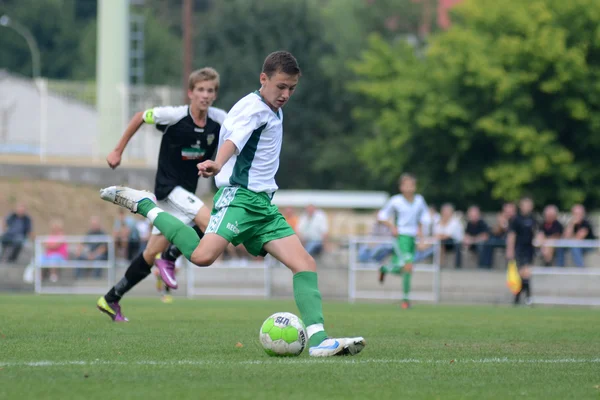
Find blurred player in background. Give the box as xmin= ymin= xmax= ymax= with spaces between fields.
xmin=506 ymin=196 xmax=537 ymax=305
xmin=377 ymin=173 xmax=429 ymax=309
xmin=97 ymin=68 xmax=226 ymax=321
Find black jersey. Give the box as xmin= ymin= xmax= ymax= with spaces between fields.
xmin=143 ymin=106 xmax=227 ymax=200
xmin=509 ymin=212 xmax=537 ymax=249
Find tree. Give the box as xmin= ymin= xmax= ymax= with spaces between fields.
xmin=193 ymin=0 xmax=346 ymax=189
xmin=0 ymin=0 xmax=94 ymax=79
xmin=72 ymin=4 xmax=182 ymax=85
xmin=307 ymin=0 xmax=430 ymax=190
xmin=0 ymin=0 xmax=183 ymax=85
xmin=351 ymin=0 xmax=600 ymax=209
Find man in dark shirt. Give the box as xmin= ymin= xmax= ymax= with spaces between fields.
xmin=506 ymin=196 xmax=537 ymax=305
xmin=536 ymin=205 xmax=564 ymax=267
xmin=564 ymin=204 xmax=596 ymax=267
xmin=0 ymin=203 xmax=32 ymax=263
xmin=463 ymin=206 xmax=492 ymax=268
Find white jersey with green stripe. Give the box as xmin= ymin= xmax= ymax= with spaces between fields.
xmin=377 ymin=194 xmax=429 ymax=237
xmin=215 ymin=91 xmax=283 ymax=194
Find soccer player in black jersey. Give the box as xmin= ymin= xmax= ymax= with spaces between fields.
xmin=506 ymin=196 xmax=537 ymax=305
xmin=97 ymin=68 xmax=226 ymax=321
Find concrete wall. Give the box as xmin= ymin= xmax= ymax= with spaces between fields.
xmin=2 ymin=261 xmax=599 ymax=306
xmin=0 ymin=163 xmax=212 ymax=196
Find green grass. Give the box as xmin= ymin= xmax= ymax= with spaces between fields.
xmin=1 ymin=295 xmax=599 ymax=400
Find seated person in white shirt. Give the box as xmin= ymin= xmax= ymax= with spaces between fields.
xmin=433 ymin=203 xmax=464 ymax=268
xmin=414 ymin=203 xmax=463 ymax=266
xmin=297 ymin=205 xmax=329 ymax=257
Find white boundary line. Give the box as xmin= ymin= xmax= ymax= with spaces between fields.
xmin=0 ymin=358 xmax=599 ymax=367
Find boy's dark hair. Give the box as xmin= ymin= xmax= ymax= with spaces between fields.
xmin=262 ymin=51 xmax=301 ymax=77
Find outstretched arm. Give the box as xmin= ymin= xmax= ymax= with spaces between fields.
xmin=107 ymin=111 xmax=145 ymax=169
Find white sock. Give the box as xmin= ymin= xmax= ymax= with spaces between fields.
xmin=146 ymin=207 xmax=164 ymax=223
xmin=306 ymin=323 xmax=325 ymax=339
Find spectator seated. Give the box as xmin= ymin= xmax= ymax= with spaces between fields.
xmin=0 ymin=202 xmax=33 ymax=264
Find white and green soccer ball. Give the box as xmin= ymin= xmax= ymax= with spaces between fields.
xmin=259 ymin=312 xmax=307 ymax=357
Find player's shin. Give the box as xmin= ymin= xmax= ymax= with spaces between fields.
xmin=161 ymin=227 xmax=203 ymax=262
xmin=148 ymin=209 xmax=200 ymax=261
xmin=161 ymin=244 xmax=182 ymax=262
xmin=105 ymin=253 xmax=152 ymax=302
xmin=293 ymin=271 xmax=328 ymax=347
xmin=403 ymin=270 xmax=412 ymax=302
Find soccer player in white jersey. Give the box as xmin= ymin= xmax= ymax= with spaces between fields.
xmin=377 ymin=173 xmax=429 ymax=309
xmin=97 ymin=68 xmax=226 ymax=321
xmin=99 ymin=51 xmax=365 ymax=357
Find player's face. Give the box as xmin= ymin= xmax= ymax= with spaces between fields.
xmin=259 ymin=71 xmax=299 ymax=110
xmin=544 ymin=207 xmax=556 ymax=221
xmin=399 ymin=178 xmax=416 ymax=196
xmin=520 ymin=199 xmax=533 ymax=215
xmin=571 ymin=205 xmax=585 ymax=221
xmin=188 ymin=80 xmax=218 ymax=111
xmin=467 ymin=207 xmax=480 ymax=221
xmin=441 ymin=205 xmax=453 ymax=220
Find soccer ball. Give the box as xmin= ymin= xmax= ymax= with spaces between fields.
xmin=259 ymin=312 xmax=307 ymax=357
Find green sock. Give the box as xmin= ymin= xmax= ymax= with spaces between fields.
xmin=137 ymin=199 xmax=156 ymax=217
xmin=403 ymin=272 xmax=412 ymax=302
xmin=140 ymin=199 xmax=199 ymax=261
xmin=293 ymin=271 xmax=328 ymax=347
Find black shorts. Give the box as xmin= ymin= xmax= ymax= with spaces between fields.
xmin=515 ymin=246 xmax=534 ymax=268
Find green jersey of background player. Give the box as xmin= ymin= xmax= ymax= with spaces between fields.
xmin=377 ymin=173 xmax=429 ymax=309
xmin=100 ymin=51 xmax=365 ymax=357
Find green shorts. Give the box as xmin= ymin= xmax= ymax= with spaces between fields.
xmin=393 ymin=235 xmax=416 ymax=265
xmin=205 ymin=186 xmax=295 ymax=257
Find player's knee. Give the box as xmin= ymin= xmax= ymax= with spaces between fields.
xmin=190 ymin=248 xmax=219 ymax=267
xmin=142 ymin=248 xmax=159 ymax=265
xmin=305 ymin=254 xmax=317 ymax=272
xmin=404 ymin=263 xmax=414 ymax=273
xmin=293 ymin=252 xmax=317 ymax=273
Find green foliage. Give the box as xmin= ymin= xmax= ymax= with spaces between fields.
xmin=194 ymin=0 xmax=343 ymax=189
xmin=352 ymin=0 xmax=600 ymax=209
xmin=0 ymin=0 xmax=94 ymax=79
xmin=0 ymin=0 xmax=181 ymax=84
xmin=312 ymin=0 xmax=427 ymax=190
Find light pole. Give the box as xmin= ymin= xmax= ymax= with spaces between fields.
xmin=0 ymin=15 xmax=41 ymax=79
xmin=0 ymin=15 xmax=46 ymax=162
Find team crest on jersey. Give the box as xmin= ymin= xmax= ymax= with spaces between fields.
xmin=207 ymin=133 xmax=215 ymax=146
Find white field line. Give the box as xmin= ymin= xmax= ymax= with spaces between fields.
xmin=0 ymin=358 xmax=599 ymax=368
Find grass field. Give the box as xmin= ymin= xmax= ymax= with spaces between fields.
xmin=1 ymin=295 xmax=599 ymax=400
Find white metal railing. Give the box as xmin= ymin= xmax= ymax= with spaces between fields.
xmin=186 ymin=256 xmax=274 ymax=299
xmin=347 ymin=236 xmax=441 ymax=303
xmin=34 ymin=235 xmax=116 ymax=294
xmin=531 ymin=239 xmax=600 ymax=306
